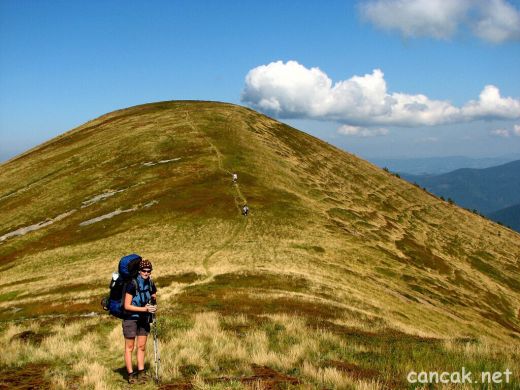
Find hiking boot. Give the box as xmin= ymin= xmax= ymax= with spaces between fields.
xmin=127 ymin=371 xmax=138 ymax=384
xmin=137 ymin=369 xmax=150 ymax=384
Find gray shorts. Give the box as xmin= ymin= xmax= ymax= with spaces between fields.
xmin=122 ymin=319 xmax=150 ymax=338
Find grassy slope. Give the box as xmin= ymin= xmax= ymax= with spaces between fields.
xmin=1 ymin=101 xmax=519 ymax=389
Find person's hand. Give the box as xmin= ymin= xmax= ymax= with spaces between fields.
xmin=146 ymin=304 xmax=157 ymax=313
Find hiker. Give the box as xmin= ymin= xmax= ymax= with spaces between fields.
xmin=123 ymin=259 xmax=157 ymax=384
xmin=232 ymin=173 xmax=238 ymax=183
xmin=242 ymin=204 xmax=249 ymax=216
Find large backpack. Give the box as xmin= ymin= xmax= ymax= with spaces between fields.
xmin=102 ymin=254 xmax=142 ymax=318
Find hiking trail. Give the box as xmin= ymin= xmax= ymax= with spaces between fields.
xmin=3 ymin=112 xmax=250 ymax=326
xmin=165 ymin=112 xmax=250 ymax=293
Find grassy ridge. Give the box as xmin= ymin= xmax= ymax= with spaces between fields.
xmin=0 ymin=101 xmax=519 ymax=388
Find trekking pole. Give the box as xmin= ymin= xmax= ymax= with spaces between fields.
xmin=150 ymin=298 xmax=160 ymax=383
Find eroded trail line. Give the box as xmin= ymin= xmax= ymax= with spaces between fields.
xmin=185 ymin=112 xmax=247 ymax=207
xmin=232 ymin=182 xmax=247 ymax=209
xmin=201 ymin=216 xmax=247 ymax=279
xmin=184 ymin=112 xmax=249 ymax=281
xmin=4 ymin=113 xmax=251 ymax=324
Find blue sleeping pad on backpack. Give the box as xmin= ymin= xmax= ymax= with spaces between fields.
xmin=119 ymin=253 xmax=142 ymax=279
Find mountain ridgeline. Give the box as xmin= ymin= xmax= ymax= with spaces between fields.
xmin=372 ymin=155 xmax=520 ymax=175
xmin=489 ymin=203 xmax=520 ymax=232
xmin=0 ymin=101 xmax=519 ymax=387
xmin=402 ymin=160 xmax=520 ymax=215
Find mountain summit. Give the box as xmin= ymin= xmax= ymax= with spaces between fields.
xmin=1 ymin=101 xmax=519 ymax=387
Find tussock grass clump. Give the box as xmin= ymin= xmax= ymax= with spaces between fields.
xmin=1 ymin=101 xmax=520 ymax=387
xmin=1 ymin=310 xmax=520 ymax=388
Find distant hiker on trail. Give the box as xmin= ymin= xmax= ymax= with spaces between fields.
xmin=242 ymin=204 xmax=249 ymax=216
xmin=232 ymin=173 xmax=238 ymax=183
xmin=123 ymin=259 xmax=157 ymax=384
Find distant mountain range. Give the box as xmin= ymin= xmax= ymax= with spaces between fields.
xmin=1 ymin=101 xmax=519 ymax=387
xmin=370 ymin=154 xmax=520 ymax=175
xmin=401 ymin=160 xmax=520 ymax=231
xmin=488 ymin=204 xmax=520 ymax=232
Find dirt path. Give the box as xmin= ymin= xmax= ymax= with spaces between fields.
xmin=183 ymin=111 xmax=249 ymax=281
xmin=3 ymin=113 xmax=250 ymax=332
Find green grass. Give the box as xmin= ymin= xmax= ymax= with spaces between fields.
xmin=1 ymin=101 xmax=520 ymax=388
xmin=3 ymin=313 xmax=519 ymax=389
xmin=0 ymin=290 xmax=20 ymax=302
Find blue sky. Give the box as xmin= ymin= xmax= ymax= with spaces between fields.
xmin=1 ymin=0 xmax=520 ymax=162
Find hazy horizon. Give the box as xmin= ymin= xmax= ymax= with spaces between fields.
xmin=1 ymin=1 xmax=519 ymax=163
xmin=2 ymin=105 xmax=520 ymax=166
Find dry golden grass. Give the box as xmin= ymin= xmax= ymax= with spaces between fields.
xmin=1 ymin=101 xmax=519 ymax=388
xmin=2 ymin=308 xmax=520 ymax=388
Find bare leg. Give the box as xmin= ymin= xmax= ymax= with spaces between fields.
xmin=137 ymin=335 xmax=148 ymax=370
xmin=125 ymin=338 xmax=135 ymax=373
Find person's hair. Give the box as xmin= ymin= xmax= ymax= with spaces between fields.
xmin=139 ymin=259 xmax=153 ymax=270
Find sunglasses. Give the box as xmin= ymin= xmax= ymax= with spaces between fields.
xmin=140 ymin=269 xmax=152 ymax=274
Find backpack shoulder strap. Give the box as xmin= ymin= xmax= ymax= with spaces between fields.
xmin=132 ymin=278 xmax=140 ymax=292
xmin=133 ymin=278 xmax=150 ymax=307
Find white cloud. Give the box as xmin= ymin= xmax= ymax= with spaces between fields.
xmin=490 ymin=129 xmax=510 ymax=137
xmin=461 ymin=85 xmax=520 ymax=120
xmin=514 ymin=124 xmax=520 ymax=136
xmin=241 ymin=60 xmax=520 ymax=127
xmin=473 ymin=0 xmax=520 ymax=43
xmin=359 ymin=0 xmax=470 ymax=39
xmin=338 ymin=125 xmax=389 ymax=137
xmin=359 ymin=0 xmax=520 ymax=43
